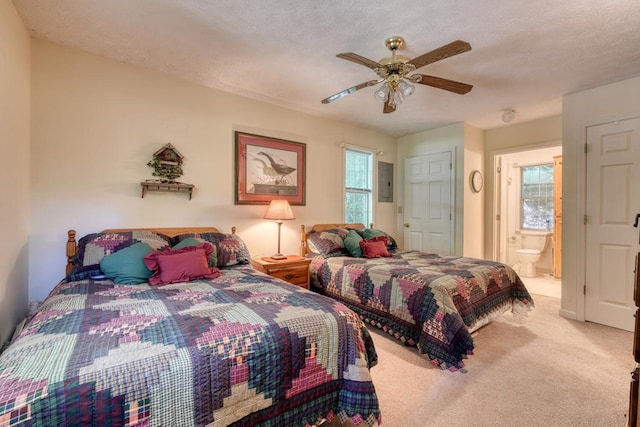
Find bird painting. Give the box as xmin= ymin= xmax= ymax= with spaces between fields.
xmin=251 ymin=157 xmax=279 ymax=182
xmin=257 ymin=151 xmax=296 ymax=185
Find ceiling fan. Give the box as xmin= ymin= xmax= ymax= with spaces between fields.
xmin=321 ymin=36 xmax=473 ymax=113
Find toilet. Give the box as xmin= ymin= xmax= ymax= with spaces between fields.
xmin=515 ymin=231 xmax=551 ymax=278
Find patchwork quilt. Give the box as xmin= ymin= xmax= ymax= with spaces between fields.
xmin=0 ymin=267 xmax=380 ymax=426
xmin=309 ymin=251 xmax=534 ymax=370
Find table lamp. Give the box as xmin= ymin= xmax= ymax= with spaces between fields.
xmin=263 ymin=199 xmax=295 ymax=260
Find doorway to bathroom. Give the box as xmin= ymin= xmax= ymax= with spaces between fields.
xmin=492 ymin=143 xmax=562 ymax=291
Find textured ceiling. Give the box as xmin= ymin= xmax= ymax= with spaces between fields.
xmin=12 ymin=0 xmax=640 ymax=137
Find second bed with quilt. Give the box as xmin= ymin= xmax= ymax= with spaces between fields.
xmin=303 ymin=223 xmax=534 ymax=370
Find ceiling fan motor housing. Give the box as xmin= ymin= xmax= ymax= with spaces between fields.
xmin=384 ymin=36 xmax=404 ymax=52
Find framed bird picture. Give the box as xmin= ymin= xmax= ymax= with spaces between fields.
xmin=234 ymin=131 xmax=306 ymax=205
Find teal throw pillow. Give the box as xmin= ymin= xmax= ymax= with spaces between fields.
xmin=344 ymin=230 xmax=363 ymax=257
xmin=100 ymin=242 xmax=153 ymax=284
xmin=363 ymin=228 xmax=385 ymax=239
xmin=173 ymin=237 xmax=217 ymax=267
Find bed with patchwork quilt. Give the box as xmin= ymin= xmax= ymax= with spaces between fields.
xmin=0 ymin=227 xmax=381 ymax=427
xmin=302 ymin=224 xmax=534 ymax=371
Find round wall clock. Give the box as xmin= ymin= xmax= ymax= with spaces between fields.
xmin=470 ymin=170 xmax=483 ymax=193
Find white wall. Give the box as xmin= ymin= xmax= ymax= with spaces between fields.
xmin=29 ymin=40 xmax=397 ymax=301
xmin=462 ymin=123 xmax=484 ymax=258
xmin=0 ymin=2 xmax=30 ymax=346
xmin=562 ymin=76 xmax=640 ymax=321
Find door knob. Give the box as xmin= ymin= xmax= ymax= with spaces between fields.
xmin=634 ymin=213 xmax=640 ymax=228
xmin=404 ymin=223 xmax=410 ymax=228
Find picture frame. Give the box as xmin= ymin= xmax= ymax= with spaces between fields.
xmin=234 ymin=131 xmax=306 ymax=205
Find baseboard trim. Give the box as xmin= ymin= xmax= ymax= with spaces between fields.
xmin=559 ymin=309 xmax=577 ymax=320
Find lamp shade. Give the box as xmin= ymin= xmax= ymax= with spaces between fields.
xmin=263 ymin=199 xmax=295 ymax=220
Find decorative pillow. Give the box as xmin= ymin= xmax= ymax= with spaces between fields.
xmin=67 ymin=231 xmax=172 ymax=281
xmin=99 ymin=242 xmax=153 ymax=284
xmin=172 ymin=232 xmax=250 ymax=268
xmin=173 ymin=237 xmax=217 ymax=267
xmin=360 ymin=236 xmax=391 ymax=258
xmin=362 ymin=228 xmax=398 ymax=251
xmin=343 ymin=229 xmax=363 ymax=257
xmin=307 ymin=229 xmax=349 ymax=257
xmin=144 ymin=243 xmax=221 ymax=285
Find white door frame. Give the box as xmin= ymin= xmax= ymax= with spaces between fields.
xmin=490 ymin=140 xmax=562 ymax=264
xmin=492 ymin=155 xmax=502 ymax=262
xmin=575 ymin=113 xmax=640 ymax=322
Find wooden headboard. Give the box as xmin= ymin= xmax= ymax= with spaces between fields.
xmin=65 ymin=226 xmax=233 ymax=275
xmin=299 ymin=223 xmax=367 ymax=257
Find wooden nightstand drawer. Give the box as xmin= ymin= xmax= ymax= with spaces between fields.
xmin=250 ymin=256 xmax=311 ymax=289
xmin=251 ymin=255 xmax=311 ymax=289
xmin=269 ymin=266 xmax=308 ymax=285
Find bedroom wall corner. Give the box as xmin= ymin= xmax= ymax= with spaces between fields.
xmin=0 ymin=2 xmax=31 ymax=347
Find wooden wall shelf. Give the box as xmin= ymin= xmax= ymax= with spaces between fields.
xmin=140 ymin=181 xmax=194 ymax=199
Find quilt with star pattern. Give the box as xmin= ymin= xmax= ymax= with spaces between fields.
xmin=0 ymin=267 xmax=380 ymax=426
xmin=309 ymin=251 xmax=534 ymax=370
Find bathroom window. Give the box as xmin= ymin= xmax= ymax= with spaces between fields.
xmin=520 ymin=163 xmax=554 ymax=231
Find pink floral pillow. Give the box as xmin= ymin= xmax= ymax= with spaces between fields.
xmin=144 ymin=243 xmax=221 ymax=285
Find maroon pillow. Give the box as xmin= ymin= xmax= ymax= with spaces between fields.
xmin=360 ymin=237 xmax=391 ymax=258
xmin=144 ymin=243 xmax=221 ymax=285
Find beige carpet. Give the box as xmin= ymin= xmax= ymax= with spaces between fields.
xmin=367 ymin=293 xmax=633 ymax=427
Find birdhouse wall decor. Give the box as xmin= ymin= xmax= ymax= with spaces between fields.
xmin=147 ymin=143 xmax=184 ymax=182
xmin=141 ymin=143 xmax=194 ymax=199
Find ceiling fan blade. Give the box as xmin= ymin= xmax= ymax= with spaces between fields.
xmin=336 ymin=53 xmax=381 ymax=70
xmin=383 ymin=98 xmax=396 ymax=114
xmin=414 ymin=74 xmax=473 ymax=94
xmin=408 ymin=40 xmax=471 ymax=70
xmin=321 ymin=79 xmax=380 ymax=104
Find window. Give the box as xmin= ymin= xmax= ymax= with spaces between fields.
xmin=520 ymin=163 xmax=554 ymax=231
xmin=345 ymin=148 xmax=373 ymax=225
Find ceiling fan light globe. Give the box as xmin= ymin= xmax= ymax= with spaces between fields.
xmin=374 ymin=83 xmax=390 ymax=102
xmin=398 ymin=80 xmax=415 ymax=97
xmin=391 ymin=89 xmax=403 ymax=105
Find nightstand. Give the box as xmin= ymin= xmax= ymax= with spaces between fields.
xmin=250 ymin=255 xmax=311 ymax=289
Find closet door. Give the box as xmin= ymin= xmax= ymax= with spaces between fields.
xmin=584 ymin=117 xmax=640 ymax=331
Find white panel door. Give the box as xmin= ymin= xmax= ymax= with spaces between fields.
xmin=404 ymin=151 xmax=453 ymax=255
xmin=585 ymin=117 xmax=640 ymax=331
